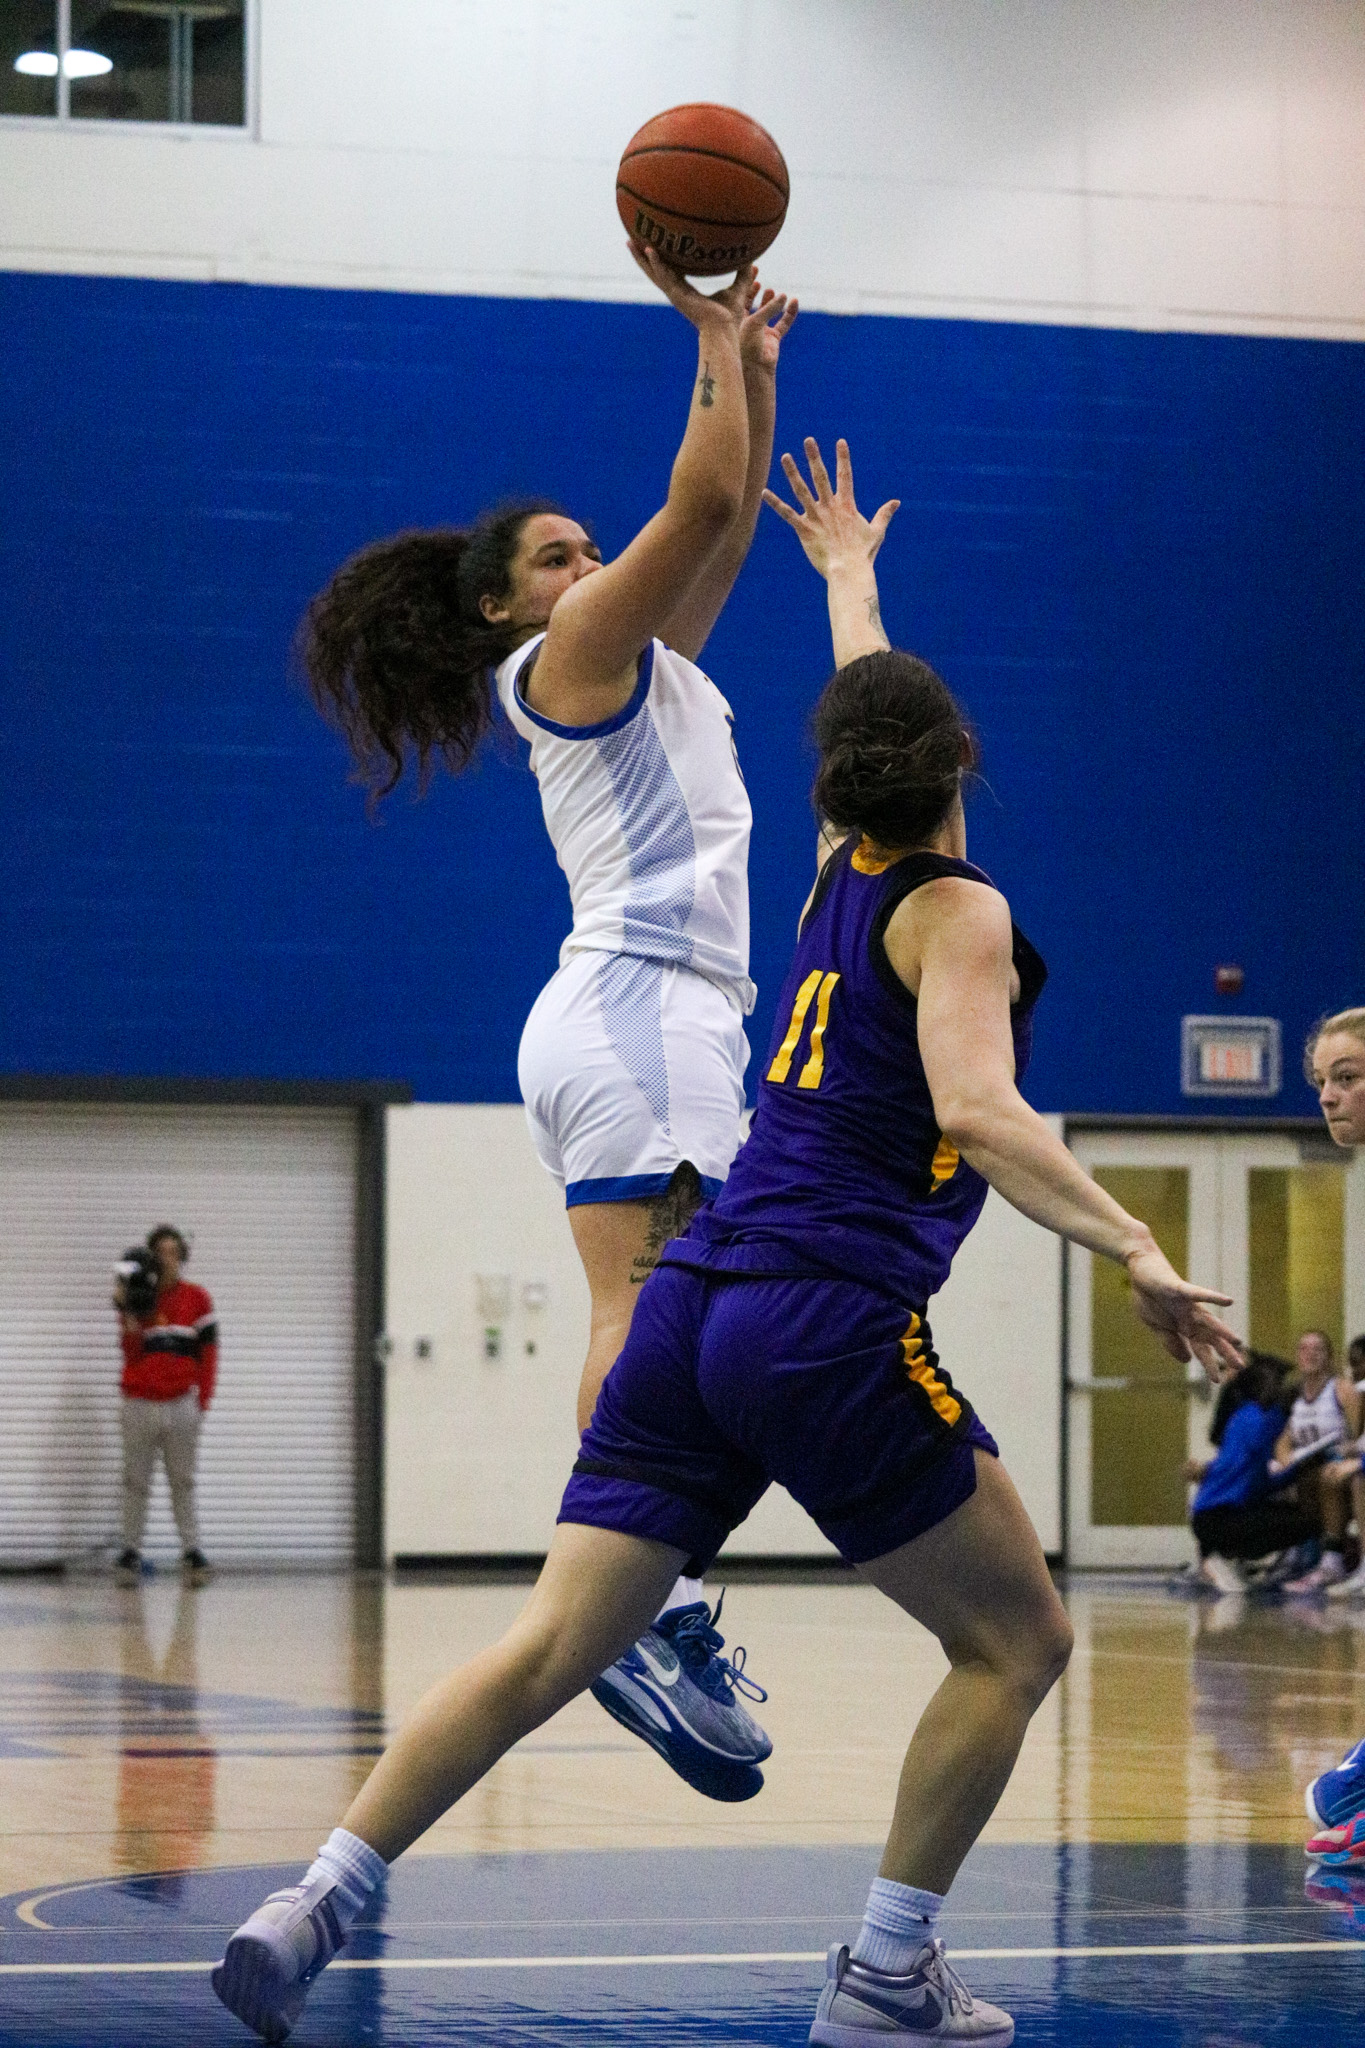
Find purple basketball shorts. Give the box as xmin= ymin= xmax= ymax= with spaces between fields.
xmin=559 ymin=1263 xmax=998 ymax=1576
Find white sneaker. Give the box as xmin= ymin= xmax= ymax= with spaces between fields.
xmin=1326 ymin=1562 xmax=1365 ymax=1602
xmin=809 ymin=1939 xmax=1014 ymax=2044
xmin=212 ymin=1873 xmax=348 ymax=2042
xmin=1285 ymin=1552 xmax=1348 ymax=1596
xmin=1199 ymin=1554 xmax=1247 ymax=1594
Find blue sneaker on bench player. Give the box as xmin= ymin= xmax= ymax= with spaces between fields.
xmin=591 ymin=1592 xmax=771 ymax=1800
xmin=1306 ymin=1735 xmax=1365 ymax=1830
xmin=1306 ymin=1810 xmax=1365 ymax=1868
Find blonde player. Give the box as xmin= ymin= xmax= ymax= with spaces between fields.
xmin=1302 ymin=1011 xmax=1365 ymax=1869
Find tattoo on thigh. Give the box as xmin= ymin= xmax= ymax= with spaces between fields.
xmin=629 ymin=1161 xmax=705 ymax=1286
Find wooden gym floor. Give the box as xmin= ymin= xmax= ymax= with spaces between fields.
xmin=1 ymin=1568 xmax=1362 ymax=2043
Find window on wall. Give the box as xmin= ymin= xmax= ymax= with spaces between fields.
xmin=1 ymin=0 xmax=247 ymax=125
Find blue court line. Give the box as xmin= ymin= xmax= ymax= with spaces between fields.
xmin=3 ymin=1938 xmax=1364 ymax=1974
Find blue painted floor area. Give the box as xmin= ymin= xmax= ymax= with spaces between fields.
xmin=0 ymin=1659 xmax=388 ymax=1760
xmin=2 ymin=1845 xmax=1362 ymax=2045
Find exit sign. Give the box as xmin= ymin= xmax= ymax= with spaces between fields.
xmin=1181 ymin=1016 xmax=1282 ymax=1098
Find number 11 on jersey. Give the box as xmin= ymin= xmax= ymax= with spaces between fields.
xmin=767 ymin=970 xmax=840 ymax=1090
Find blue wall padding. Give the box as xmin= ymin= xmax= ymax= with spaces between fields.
xmin=2 ymin=269 xmax=1361 ymax=1113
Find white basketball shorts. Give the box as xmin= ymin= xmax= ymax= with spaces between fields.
xmin=517 ymin=950 xmax=750 ymax=1208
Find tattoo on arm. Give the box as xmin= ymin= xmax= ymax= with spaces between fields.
xmin=698 ymin=363 xmax=716 ymax=409
xmin=866 ymin=596 xmax=882 ymax=627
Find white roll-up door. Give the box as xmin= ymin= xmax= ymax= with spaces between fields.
xmin=0 ymin=1104 xmax=357 ymax=1566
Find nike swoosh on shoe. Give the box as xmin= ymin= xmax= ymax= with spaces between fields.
xmin=839 ymin=1984 xmax=943 ymax=2031
xmin=635 ymin=1640 xmax=681 ymax=1688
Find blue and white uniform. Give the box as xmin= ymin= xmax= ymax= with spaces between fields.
xmin=1285 ymin=1378 xmax=1350 ymax=1460
xmin=496 ymin=633 xmax=753 ymax=1208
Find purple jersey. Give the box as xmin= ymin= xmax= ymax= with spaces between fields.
xmin=667 ymin=837 xmax=1047 ymax=1306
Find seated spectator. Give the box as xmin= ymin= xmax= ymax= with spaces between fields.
xmin=1202 ymin=1346 xmax=1292 ymax=1449
xmin=1188 ymin=1353 xmax=1315 ymax=1593
xmin=1322 ymin=1332 xmax=1365 ymax=1602
xmin=1274 ymin=1331 xmax=1363 ymax=1595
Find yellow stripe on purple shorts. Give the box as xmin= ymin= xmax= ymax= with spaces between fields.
xmin=901 ymin=1313 xmax=962 ymax=1427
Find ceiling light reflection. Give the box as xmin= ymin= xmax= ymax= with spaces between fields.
xmin=14 ymin=49 xmax=115 ymax=78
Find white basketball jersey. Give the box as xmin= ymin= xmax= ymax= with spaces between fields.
xmin=1287 ymin=1378 xmax=1348 ymax=1455
xmin=495 ymin=635 xmax=755 ymax=1012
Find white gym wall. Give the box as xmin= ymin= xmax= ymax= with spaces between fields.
xmin=0 ymin=0 xmax=1362 ymax=339
xmin=383 ymin=1104 xmax=586 ymax=1561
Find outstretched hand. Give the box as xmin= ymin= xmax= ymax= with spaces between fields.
xmin=761 ymin=436 xmax=899 ymax=582
xmin=1125 ymin=1246 xmax=1243 ymax=1383
xmin=739 ymin=283 xmax=798 ymax=374
xmin=628 ymin=243 xmax=761 ymax=332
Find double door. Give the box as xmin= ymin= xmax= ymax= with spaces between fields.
xmin=1067 ymin=1130 xmax=1365 ymax=1568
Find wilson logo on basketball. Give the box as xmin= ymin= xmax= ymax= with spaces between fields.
xmin=615 ymin=102 xmax=789 ymax=275
xmin=632 ymin=209 xmax=753 ymax=271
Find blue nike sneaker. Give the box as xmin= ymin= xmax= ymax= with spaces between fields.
xmin=809 ymin=1940 xmax=1014 ymax=2044
xmin=1305 ymin=1735 xmax=1365 ymax=1829
xmin=591 ymin=1593 xmax=771 ymax=1801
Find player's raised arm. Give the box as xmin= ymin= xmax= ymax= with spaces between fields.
xmin=654 ymin=284 xmax=799 ymax=662
xmin=763 ymin=436 xmax=899 ymax=668
xmin=523 ymin=252 xmax=781 ymax=729
xmin=892 ymin=881 xmax=1243 ymax=1383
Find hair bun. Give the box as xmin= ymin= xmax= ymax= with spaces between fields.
xmin=811 ymin=650 xmax=973 ymax=849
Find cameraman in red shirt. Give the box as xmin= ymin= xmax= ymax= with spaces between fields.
xmin=114 ymin=1225 xmax=217 ymax=1583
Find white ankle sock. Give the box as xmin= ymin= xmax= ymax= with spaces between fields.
xmin=306 ymin=1827 xmax=388 ymax=1932
xmin=850 ymin=1876 xmax=944 ymax=1976
xmin=657 ymin=1575 xmax=705 ymax=1622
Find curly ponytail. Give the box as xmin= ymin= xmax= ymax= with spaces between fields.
xmin=811 ymin=649 xmax=976 ymax=850
xmin=298 ymin=499 xmax=565 ymax=803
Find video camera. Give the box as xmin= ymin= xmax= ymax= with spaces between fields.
xmin=114 ymin=1247 xmax=161 ymax=1317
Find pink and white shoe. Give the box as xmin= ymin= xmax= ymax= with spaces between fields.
xmin=1305 ymin=1810 xmax=1365 ymax=1867
xmin=1284 ymin=1552 xmax=1347 ymax=1596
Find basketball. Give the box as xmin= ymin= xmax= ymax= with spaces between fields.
xmin=616 ymin=102 xmax=789 ymax=276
